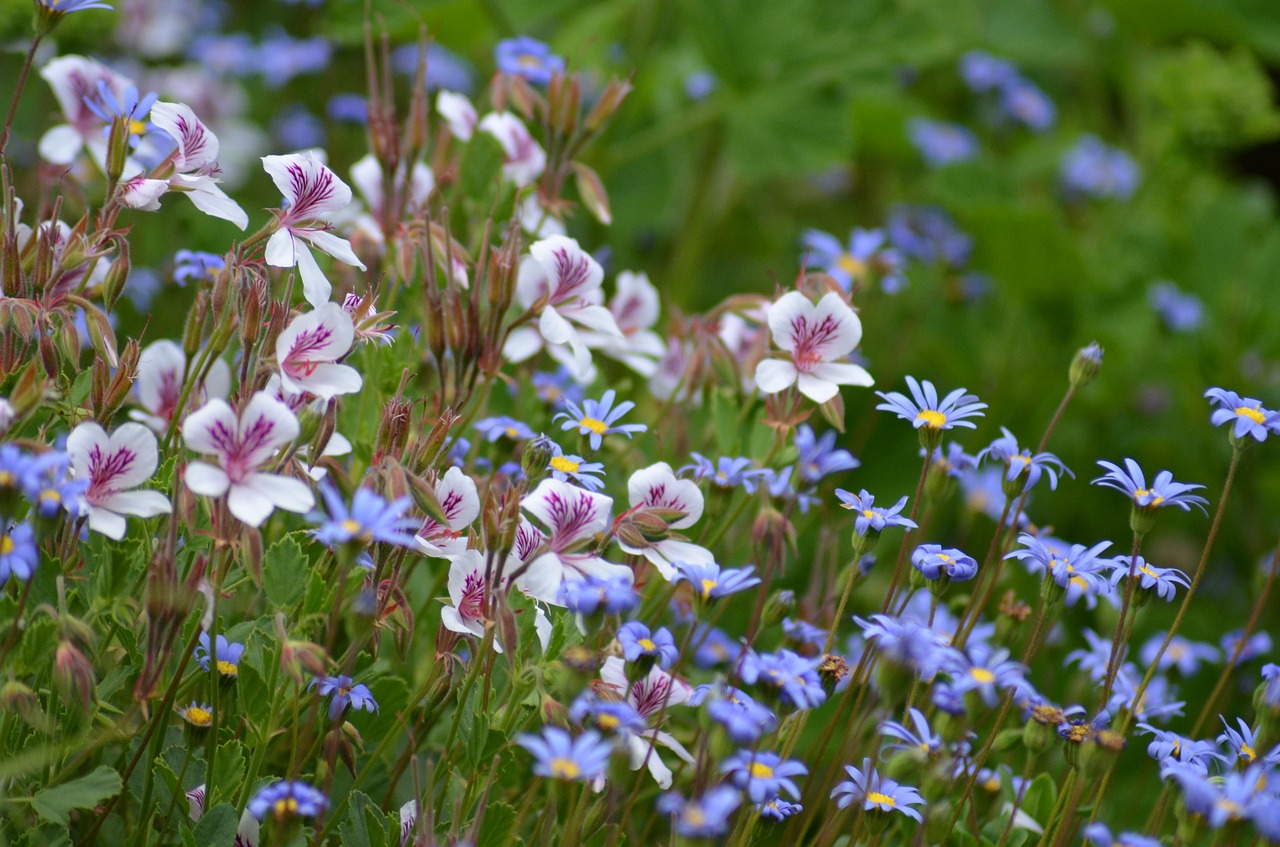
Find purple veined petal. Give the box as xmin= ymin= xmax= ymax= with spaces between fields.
xmin=149 ymin=101 xmax=219 ymax=171
xmin=235 ymin=392 xmax=301 ymax=470
xmin=627 ymin=462 xmax=704 ymax=527
xmin=435 ymin=467 xmax=481 ymax=530
xmin=521 ymin=478 xmax=613 ymax=548
xmin=262 ymin=151 xmax=353 ymax=222
xmin=530 ymin=235 xmax=605 ymax=305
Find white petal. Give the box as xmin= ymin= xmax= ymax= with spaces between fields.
xmin=766 ymin=291 xmax=814 ymax=353
xmin=262 ymin=151 xmax=352 ymax=220
xmin=237 ymin=392 xmax=300 ymax=468
xmin=244 ymin=472 xmax=314 ymax=514
xmin=437 ymin=467 xmax=480 ymax=530
xmin=294 ymin=242 xmax=332 ymax=309
xmin=86 ymin=508 xmax=127 ymax=540
xmin=502 ymin=326 xmax=543 ymax=363
xmin=66 ymin=421 xmax=109 ymax=480
xmin=754 ymin=358 xmax=798 ymax=394
xmin=38 ymin=124 xmax=83 ymax=165
xmin=796 ymin=372 xmax=839 ymax=404
xmin=150 ymin=101 xmax=219 ymax=170
xmin=263 ymin=228 xmax=299 ymax=269
xmin=521 ymin=478 xmax=612 ymax=545
xmin=184 ymin=462 xmax=230 ymax=497
xmin=539 ymin=306 xmax=575 ymax=345
xmin=437 ymin=91 xmax=477 ymax=141
xmin=182 ymin=399 xmax=239 ymax=456
xmin=810 ymin=292 xmax=863 ymax=359
xmin=300 ymin=228 xmax=366 ymax=271
xmin=174 ymin=174 xmax=248 ymax=230
xmin=104 ymin=422 xmax=161 ymax=489
xmin=812 ymin=361 xmax=875 ymax=388
xmin=227 ymin=482 xmax=275 ymax=528
xmin=99 ymin=489 xmax=171 ymax=518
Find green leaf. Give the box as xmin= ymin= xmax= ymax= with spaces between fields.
xmin=1022 ymin=773 xmax=1056 ymax=829
xmin=192 ymin=804 xmax=239 ymax=847
xmin=339 ymin=791 xmax=387 ymax=847
xmin=263 ymin=535 xmax=307 ymax=608
xmin=476 ymin=801 xmax=517 ymax=847
xmin=210 ymin=741 xmax=246 ymax=801
xmin=32 ymin=766 xmax=122 ymax=826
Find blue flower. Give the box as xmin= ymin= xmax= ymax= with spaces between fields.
xmin=681 ymin=454 xmax=768 ymax=493
xmin=908 ymin=118 xmax=979 ymax=167
xmin=173 ymin=250 xmax=225 ymax=286
xmin=326 ymin=93 xmax=368 ymax=124
xmin=1148 ymin=281 xmax=1203 ymax=333
xmin=1082 ymin=822 xmax=1165 ymax=847
xmin=1205 ymin=387 xmax=1280 ymax=442
xmin=1222 ymin=630 xmax=1270 ymax=665
xmin=801 ymin=227 xmax=905 ymax=294
xmin=0 ymin=523 xmax=38 ymax=584
xmin=547 ymin=448 xmax=606 ymax=492
xmin=475 ymin=416 xmax=536 ymax=443
xmin=617 ymin=621 xmax=678 ymax=668
xmin=310 ymin=674 xmax=379 ymax=721
xmin=1140 ymin=633 xmax=1218 ymax=676
xmin=737 ymin=649 xmax=827 ymax=709
xmin=792 ymin=424 xmax=859 ymax=483
xmin=554 ymin=390 xmax=646 ymax=450
xmin=676 ymin=562 xmax=761 ymax=601
xmin=959 ymin=51 xmax=1019 ymax=93
xmin=720 ymin=750 xmax=806 ymax=803
xmin=855 ymin=614 xmax=946 ymax=673
xmin=782 ymin=617 xmax=828 ymax=649
xmin=1093 ymin=459 xmax=1208 ymax=513
xmin=876 ymin=376 xmax=987 ymax=435
xmin=698 ymin=686 xmax=778 ymax=743
xmin=1110 ymin=667 xmax=1184 ymax=722
xmin=248 ymin=780 xmax=328 ymax=820
xmin=684 ymin=71 xmax=718 ymax=101
xmin=656 ymin=787 xmax=741 ymax=838
xmin=977 ymin=427 xmax=1072 ymax=494
xmin=20 ymin=452 xmax=87 ymax=519
xmin=1166 ymin=762 xmax=1265 ymax=828
xmin=1217 ymin=717 xmax=1273 ymax=767
xmin=886 ymin=205 xmax=973 ymax=267
xmin=83 ymin=82 xmax=158 ymax=148
xmin=1260 ymin=664 xmax=1280 ymax=708
xmin=0 ymin=445 xmax=33 ymax=492
xmin=495 ymin=36 xmax=565 ymax=86
xmin=944 ymin=644 xmax=1026 ymax=707
xmin=1006 ymin=534 xmax=1113 ymax=594
xmin=516 ymin=727 xmax=612 ymax=781
xmin=568 ymin=693 xmax=646 ymax=736
xmin=1109 ymin=556 xmax=1189 ymax=603
xmin=692 ymin=626 xmax=740 ymax=668
xmin=36 ymin=0 xmax=114 ymax=12
xmin=911 ymin=544 xmax=978 ymax=582
xmin=1061 ymin=135 xmax=1139 ymax=200
xmin=880 ymin=707 xmax=944 ymax=756
xmin=391 ymin=43 xmax=476 ymax=92
xmin=831 ymin=758 xmax=925 ymax=821
xmin=194 ymin=633 xmax=245 ymax=679
xmin=558 ymin=575 xmax=638 ymax=616
xmin=312 ymin=486 xmax=420 ymax=552
xmin=759 ymin=798 xmax=802 ymax=822
xmin=1000 ymin=78 xmax=1056 ymax=131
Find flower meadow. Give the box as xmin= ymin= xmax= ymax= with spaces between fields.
xmin=5 ymin=1 xmax=1280 ymax=846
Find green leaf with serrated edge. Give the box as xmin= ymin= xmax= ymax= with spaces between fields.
xmin=192 ymin=804 xmax=238 ymax=847
xmin=262 ymin=534 xmax=307 ymax=608
xmin=32 ymin=766 xmax=122 ymax=827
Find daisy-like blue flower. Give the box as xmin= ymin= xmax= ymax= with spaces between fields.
xmin=693 ymin=626 xmax=740 ymax=668
xmin=516 ymin=727 xmax=612 ymax=781
xmin=36 ymin=0 xmax=114 ymax=10
xmin=834 ymin=490 xmax=917 ymax=538
xmin=20 ymin=452 xmax=87 ymax=519
xmin=547 ymin=448 xmax=606 ymax=492
xmin=1135 ymin=723 xmax=1222 ymax=770
xmin=1167 ymin=762 xmax=1265 ymax=828
xmin=911 ymin=544 xmax=978 ymax=582
xmin=737 ymin=649 xmax=827 ymax=710
xmin=656 ymin=787 xmax=741 ymax=838
xmin=1110 ymin=666 xmax=1184 ymax=723
xmin=855 ymin=614 xmax=946 ymax=673
xmin=568 ymin=693 xmax=646 ymax=736
xmin=959 ymin=51 xmax=1019 ymax=93
xmin=880 ymin=707 xmax=944 ymax=756
xmin=0 ymin=444 xmax=32 ymax=493
xmin=1060 ymin=135 xmax=1139 ymax=200
xmin=908 ymin=118 xmax=979 ymax=167
xmin=310 ymin=674 xmax=379 ymax=721
xmin=681 ymin=454 xmax=768 ymax=493
xmin=558 ymin=575 xmax=638 ymax=616
xmin=0 ymin=523 xmax=38 ymax=584
xmin=312 ymin=486 xmax=419 ymax=553
xmin=793 ymin=424 xmax=859 ymax=483
xmin=1205 ymin=388 xmax=1280 ymax=443
xmin=173 ymin=250 xmax=225 ymax=286
xmin=831 ymin=758 xmax=925 ymax=821
xmin=944 ymin=644 xmax=1026 ymax=707
xmin=1093 ymin=459 xmax=1208 ymax=535
xmin=977 ymin=427 xmax=1072 ymax=495
xmin=1149 ymin=282 xmax=1203 ymax=333
xmin=1081 ymin=823 xmax=1163 ymax=847
xmin=1006 ymin=534 xmax=1113 ymax=595
xmin=676 ymin=562 xmax=761 ymax=601
xmin=194 ymin=633 xmax=245 ymax=679
xmin=782 ymin=617 xmax=828 ymax=649
xmin=1217 ymin=717 xmax=1273 ymax=767
xmin=1222 ymin=630 xmax=1271 ymax=665
xmin=84 ymin=82 xmax=159 ymax=148
xmin=1140 ymin=633 xmax=1218 ymax=676
xmin=926 ymin=442 xmax=979 ymax=479
xmin=887 ymin=205 xmax=973 ymax=268
xmin=617 ymin=621 xmax=678 ymax=668
xmin=554 ymin=390 xmax=646 ymax=451
xmin=1108 ymin=556 xmax=1189 ymax=603
xmin=494 ymin=36 xmax=565 ymax=86
xmin=759 ymin=798 xmax=802 ymax=822
xmin=721 ymin=751 xmax=807 ymax=804
xmin=876 ymin=377 xmax=987 ymax=446
xmin=1000 ymin=78 xmax=1056 ymax=131
xmin=801 ymin=228 xmax=905 ymax=293
xmin=475 ymin=416 xmax=536 ymax=443
xmin=699 ymin=686 xmax=778 ymax=743
xmin=248 ymin=780 xmax=328 ymax=821
xmin=1260 ymin=664 xmax=1280 ymax=709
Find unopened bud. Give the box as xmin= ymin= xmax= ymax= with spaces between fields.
xmin=760 ymin=589 xmax=795 ymax=629
xmin=521 ymin=434 xmax=556 ymax=486
xmin=54 ymin=641 xmax=96 ymax=712
xmin=584 ymin=78 xmax=632 ymax=135
xmin=102 ymin=243 xmax=130 ymax=312
xmin=105 ymin=119 xmax=130 ymax=184
xmin=1069 ymin=342 xmax=1103 ymax=388
xmin=183 ymin=292 xmax=210 ymax=358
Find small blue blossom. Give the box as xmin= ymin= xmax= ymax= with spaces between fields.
xmin=1061 ymin=135 xmax=1139 ymax=200
xmin=676 ymin=562 xmax=761 ymax=601
xmin=568 ymin=693 xmax=646 ymax=736
xmin=793 ymin=424 xmax=859 ymax=483
xmin=1205 ymin=387 xmax=1280 ymax=442
xmin=911 ymin=544 xmax=978 ymax=582
xmin=326 ymin=93 xmax=368 ymax=124
xmin=312 ymin=486 xmax=420 ymax=552
xmin=1082 ymin=822 xmax=1165 ymax=847
xmin=834 ymin=490 xmax=918 ymax=538
xmin=0 ymin=523 xmax=38 ymax=584
xmin=977 ymin=427 xmax=1072 ymax=494
xmin=495 ymin=36 xmax=565 ymax=85
xmin=880 ymin=707 xmax=944 ymax=756
xmin=555 ymin=390 xmax=646 ymax=450
xmin=20 ymin=452 xmax=86 ymax=518
xmin=475 ymin=416 xmax=536 ymax=443
xmin=720 ymin=750 xmax=806 ymax=803
xmin=617 ymin=621 xmax=678 ymax=668
xmin=310 ymin=674 xmax=379 ymax=721
xmin=855 ymin=614 xmax=946 ymax=673
xmin=681 ymin=454 xmax=768 ymax=493
xmin=1217 ymin=717 xmax=1272 ymax=767
xmin=1222 ymin=630 xmax=1270 ymax=665
xmin=802 ymin=228 xmax=905 ymax=294
xmin=257 ymin=32 xmax=332 ymax=87
xmin=83 ymin=82 xmax=158 ymax=148
xmin=1000 ymin=78 xmax=1056 ymax=131
xmin=700 ymin=686 xmax=778 ymax=743
xmin=758 ymin=798 xmax=802 ymax=822
xmin=831 ymin=758 xmax=925 ymax=821
xmin=1093 ymin=459 xmax=1208 ymax=514
xmin=1006 ymin=534 xmax=1114 ymax=594
xmin=684 ymin=71 xmax=718 ymax=101
xmin=248 ymin=780 xmax=327 ymax=820
xmin=558 ymin=575 xmax=638 ymax=616
xmin=876 ymin=376 xmax=987 ymax=434
xmin=738 ymin=649 xmax=827 ymax=710
xmin=1149 ymin=281 xmax=1204 ymax=333
xmin=1109 ymin=556 xmax=1189 ymax=603
xmin=959 ymin=51 xmax=1019 ymax=93
xmin=0 ymin=445 xmax=32 ymax=492
xmin=887 ymin=205 xmax=973 ymax=267
xmin=1140 ymin=633 xmax=1218 ymax=676
xmin=36 ymin=0 xmax=114 ymax=13
xmin=547 ymin=446 xmax=606 ymax=492
xmin=1262 ymin=664 xmax=1280 ymax=708
xmin=944 ymin=644 xmax=1027 ymax=707
xmin=908 ymin=118 xmax=979 ymax=167
xmin=693 ymin=626 xmax=740 ymax=668
xmin=927 ymin=442 xmax=979 ymax=479
xmin=392 ymin=43 xmax=475 ymax=92
xmin=517 ymin=727 xmax=613 ymax=781
xmin=656 ymin=787 xmax=741 ymax=838
xmin=782 ymin=617 xmax=828 ymax=649
xmin=173 ymin=250 xmax=225 ymax=286
xmin=194 ymin=633 xmax=245 ymax=679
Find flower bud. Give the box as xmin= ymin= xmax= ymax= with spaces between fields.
xmin=521 ymin=434 xmax=556 ymax=487
xmin=102 ymin=242 xmax=130 ymax=313
xmin=183 ymin=291 xmax=210 ymax=358
xmin=1079 ymin=728 xmax=1125 ymax=780
xmin=104 ymin=119 xmax=130 ymax=185
xmin=760 ymin=589 xmax=795 ymax=629
xmin=1023 ymin=704 xmax=1064 ymax=753
xmin=1069 ymin=342 xmax=1103 ymax=388
xmin=54 ymin=641 xmax=96 ymax=713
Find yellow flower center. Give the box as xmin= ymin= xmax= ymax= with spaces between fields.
xmin=216 ymin=660 xmax=239 ymax=678
xmin=505 ymin=426 xmax=520 ymax=437
xmin=750 ymin=762 xmax=775 ymax=779
xmin=579 ymin=416 xmax=609 ymax=435
xmin=39 ymin=490 xmax=60 ymax=505
xmin=916 ymin=409 xmax=948 ymax=429
xmin=517 ymin=54 xmax=543 ymax=69
xmin=685 ymin=807 xmax=707 ymax=827
xmin=341 ymin=518 xmax=363 ymax=535
xmin=274 ymin=797 xmax=299 ymax=816
xmin=1241 ymin=743 xmax=1256 ymax=763
xmin=0 ymin=535 xmax=13 ymax=556
xmin=1236 ymin=406 xmax=1266 ymax=425
xmin=937 ymin=553 xmax=953 ymax=564
xmin=598 ymin=714 xmax=619 ymax=730
xmin=862 ymin=509 xmax=876 ymax=519
xmin=1168 ymin=644 xmax=1186 ymax=659
xmin=550 ymin=456 xmax=580 ymax=474
xmin=1216 ymin=798 xmax=1244 ymax=819
xmin=700 ymin=579 xmax=718 ymax=598
xmin=550 ymin=757 xmax=581 ymax=779
xmin=1132 ymin=488 xmax=1164 ymax=507
xmin=970 ymin=667 xmax=996 ymax=684
xmin=867 ymin=791 xmax=896 ymax=808
xmin=638 ymin=638 xmax=656 ymax=652
xmin=128 ymin=119 xmax=148 ymax=136
xmin=183 ymin=706 xmax=212 ymax=727
xmin=1070 ymin=576 xmax=1088 ymax=589
xmin=1137 ymin=563 xmax=1158 ymax=579
xmin=837 ymin=253 xmax=867 ymax=277
xmin=0 ymin=471 xmax=12 ymax=486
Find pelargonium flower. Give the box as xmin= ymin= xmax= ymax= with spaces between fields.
xmin=1205 ymin=388 xmax=1280 ymax=443
xmin=416 ymin=466 xmax=480 ymax=558
xmin=437 ymin=90 xmax=477 ymax=141
xmin=835 ymin=490 xmax=917 ymax=539
xmin=656 ymin=787 xmax=741 ymax=839
xmin=977 ymin=427 xmax=1072 ymax=494
xmin=248 ymin=781 xmax=327 ymax=821
xmin=311 ymin=674 xmax=378 ymax=721
xmin=182 ymin=392 xmax=315 ymax=528
xmin=346 ymin=154 xmax=434 ymax=248
xmin=555 ymin=389 xmax=646 ymax=450
xmin=616 ymin=462 xmax=715 ymax=580
xmin=676 ymin=562 xmax=761 ymax=601
xmin=831 ymin=758 xmax=925 ymax=821
xmin=720 ymin=750 xmax=806 ymax=803
xmin=617 ymin=621 xmax=678 ymax=668
xmin=0 ymin=523 xmax=38 ymax=584
xmin=67 ymin=421 xmax=172 ymax=540
xmin=262 ymin=150 xmax=367 ymax=307
xmin=577 ymin=271 xmax=667 ymax=377
xmin=494 ymin=36 xmax=565 ymax=85
xmin=275 ymin=303 xmax=363 ymax=399
xmin=801 ymin=229 xmax=905 ymax=293
xmin=876 ymin=376 xmax=987 ymax=442
xmin=755 ymin=291 xmax=874 ymax=404
xmin=129 ymin=340 xmax=231 ymax=434
xmin=478 ymin=112 xmax=546 ymax=187
xmin=911 ymin=544 xmax=978 ymax=582
xmin=194 ymin=633 xmax=245 ymax=679
xmin=516 ymin=478 xmax=632 ymax=604
xmin=312 ymin=485 xmax=419 ymax=551
xmin=908 ymin=118 xmax=979 ymax=167
xmin=598 ymin=657 xmax=695 ymax=788
xmin=38 ymin=55 xmax=137 ymax=166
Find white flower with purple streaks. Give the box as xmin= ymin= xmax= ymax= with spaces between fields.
xmin=262 ymin=151 xmax=367 ymax=307
xmin=755 ymin=291 xmax=874 ymax=404
xmin=619 ymin=462 xmax=715 ymax=580
xmin=121 ymin=101 xmax=248 ymax=229
xmin=518 ymin=478 xmax=632 ymax=604
xmin=477 ymin=111 xmax=546 ymax=187
xmin=182 ymin=392 xmax=315 ymax=527
xmin=416 ymin=467 xmax=480 ymax=558
xmin=275 ymin=302 xmax=362 ymax=399
xmin=579 ymin=271 xmax=667 ymax=377
xmin=38 ymin=55 xmax=135 ymax=166
xmin=66 ymin=422 xmax=172 ymax=540
xmin=129 ymin=340 xmax=231 ymax=434
xmin=437 ymin=91 xmax=477 ymax=141
xmin=599 ymin=656 xmax=695 ymax=789
xmin=441 ymin=549 xmax=550 ymax=654
xmin=503 ymin=236 xmax=621 ymax=379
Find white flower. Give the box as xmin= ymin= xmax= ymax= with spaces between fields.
xmin=477 ymin=111 xmax=546 ymax=187
xmin=580 ymin=271 xmax=666 ymax=377
xmin=437 ymin=91 xmax=477 ymax=141
xmin=126 ymin=101 xmax=248 ymax=229
xmin=416 ymin=467 xmax=480 ymax=558
xmin=440 ymin=549 xmax=552 ymax=654
xmin=618 ymin=462 xmax=715 ymax=580
xmin=262 ymin=151 xmax=367 ymax=308
xmin=182 ymin=392 xmax=315 ymax=527
xmin=517 ymin=478 xmax=632 ymax=604
xmin=67 ymin=421 xmax=172 ymax=540
xmin=754 ymin=291 xmax=874 ymax=404
xmin=599 ymin=657 xmax=695 ymax=789
xmin=130 ymin=340 xmax=231 ymax=433
xmin=275 ymin=302 xmax=362 ymax=399
xmin=346 ymin=154 xmax=434 ymax=246
xmin=38 ymin=55 xmax=134 ymax=166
